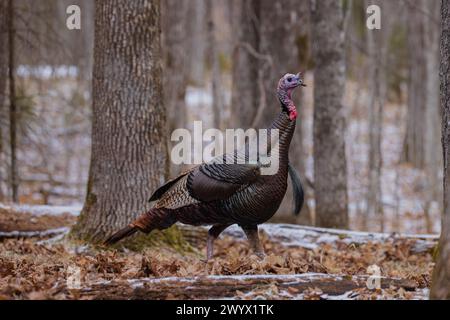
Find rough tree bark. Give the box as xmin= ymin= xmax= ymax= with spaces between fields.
xmin=365 ymin=0 xmax=386 ymax=232
xmin=0 ymin=0 xmax=8 ymax=200
xmin=71 ymin=0 xmax=168 ymax=242
xmin=430 ymin=0 xmax=450 ymax=300
xmin=8 ymin=0 xmax=18 ymax=203
xmin=310 ymin=0 xmax=349 ymax=228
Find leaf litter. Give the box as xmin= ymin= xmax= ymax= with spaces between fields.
xmin=0 ymin=209 xmax=435 ymax=300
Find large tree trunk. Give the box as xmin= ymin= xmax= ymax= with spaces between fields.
xmin=310 ymin=0 xmax=349 ymax=229
xmin=0 ymin=0 xmax=8 ymax=201
xmin=8 ymin=0 xmax=18 ymax=203
xmin=430 ymin=0 xmax=450 ymax=300
xmin=365 ymin=0 xmax=387 ymax=232
xmin=71 ymin=0 xmax=168 ymax=243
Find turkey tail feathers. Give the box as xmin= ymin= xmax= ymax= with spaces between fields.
xmin=104 ymin=225 xmax=138 ymax=245
xmin=288 ymin=163 xmax=304 ymax=216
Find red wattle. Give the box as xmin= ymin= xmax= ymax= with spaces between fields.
xmin=288 ymin=109 xmax=297 ymax=120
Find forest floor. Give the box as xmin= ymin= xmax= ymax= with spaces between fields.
xmin=0 ymin=204 xmax=436 ymax=300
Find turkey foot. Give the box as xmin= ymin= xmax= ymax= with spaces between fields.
xmin=205 ymin=224 xmax=231 ymax=260
xmin=241 ymin=225 xmax=265 ymax=259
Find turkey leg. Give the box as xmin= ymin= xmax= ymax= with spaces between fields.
xmin=206 ymin=224 xmax=231 ymax=260
xmin=241 ymin=225 xmax=265 ymax=259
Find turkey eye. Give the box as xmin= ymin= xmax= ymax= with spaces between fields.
xmin=287 ymin=77 xmax=292 ymax=82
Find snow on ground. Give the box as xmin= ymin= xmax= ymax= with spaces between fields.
xmin=0 ymin=227 xmax=70 ymax=239
xmin=0 ymin=202 xmax=82 ymax=216
xmin=224 ymin=223 xmax=438 ymax=252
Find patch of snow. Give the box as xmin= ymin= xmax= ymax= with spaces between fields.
xmin=0 ymin=203 xmax=82 ymax=216
xmin=327 ymin=290 xmax=358 ymax=300
xmin=185 ymin=87 xmax=212 ymax=107
xmin=0 ymin=227 xmax=69 ymax=238
xmin=16 ymin=65 xmax=79 ymax=79
xmin=224 ymin=223 xmax=438 ymax=251
xmin=412 ymin=288 xmax=429 ymax=300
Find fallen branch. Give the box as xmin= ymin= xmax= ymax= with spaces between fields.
xmin=0 ymin=227 xmax=69 ymax=240
xmin=77 ymin=273 xmax=418 ymax=300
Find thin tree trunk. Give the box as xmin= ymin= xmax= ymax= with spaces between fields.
xmin=365 ymin=0 xmax=386 ymax=232
xmin=402 ymin=1 xmax=427 ymax=168
xmin=230 ymin=0 xmax=261 ymax=129
xmin=277 ymin=0 xmax=312 ymax=224
xmin=424 ymin=0 xmax=442 ymax=214
xmin=230 ymin=0 xmax=311 ymax=223
xmin=206 ymin=0 xmax=223 ymax=130
xmin=258 ymin=0 xmax=300 ymax=128
xmin=161 ymin=0 xmax=188 ymax=176
xmin=8 ymin=0 xmax=18 ymax=203
xmin=310 ymin=0 xmax=349 ymax=229
xmin=430 ymin=0 xmax=450 ymax=300
xmin=186 ymin=0 xmax=206 ymax=86
xmin=71 ymin=0 xmax=168 ymax=242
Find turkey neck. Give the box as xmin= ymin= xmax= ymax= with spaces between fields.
xmin=269 ymin=86 xmax=297 ymax=164
xmin=267 ymin=110 xmax=296 ymax=166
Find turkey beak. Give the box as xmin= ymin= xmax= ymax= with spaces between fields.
xmin=296 ymin=72 xmax=306 ymax=87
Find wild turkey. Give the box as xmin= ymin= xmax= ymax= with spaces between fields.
xmin=105 ymin=73 xmax=306 ymax=259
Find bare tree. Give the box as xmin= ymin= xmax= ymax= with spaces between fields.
xmin=423 ymin=0 xmax=442 ymax=216
xmin=231 ymin=0 xmax=301 ymax=130
xmin=0 ymin=0 xmax=7 ymax=200
xmin=402 ymin=0 xmax=442 ymax=226
xmin=206 ymin=0 xmax=224 ymax=129
xmin=258 ymin=0 xmax=302 ymax=127
xmin=262 ymin=0 xmax=313 ymax=223
xmin=230 ymin=0 xmax=261 ymax=129
xmin=161 ymin=0 xmax=189 ymax=176
xmin=310 ymin=0 xmax=349 ymax=228
xmin=8 ymin=0 xmax=18 ymax=203
xmin=365 ymin=0 xmax=387 ymax=232
xmin=430 ymin=0 xmax=450 ymax=299
xmin=186 ymin=0 xmax=207 ymax=86
xmin=402 ymin=0 xmax=427 ymax=168
xmin=230 ymin=0 xmax=312 ymax=222
xmin=71 ymin=0 xmax=168 ymax=242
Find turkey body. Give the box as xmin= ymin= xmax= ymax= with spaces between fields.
xmin=104 ymin=73 xmax=304 ymax=259
xmin=140 ymin=111 xmax=295 ymax=230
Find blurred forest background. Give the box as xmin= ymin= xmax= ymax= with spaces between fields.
xmin=0 ymin=0 xmax=443 ymax=235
